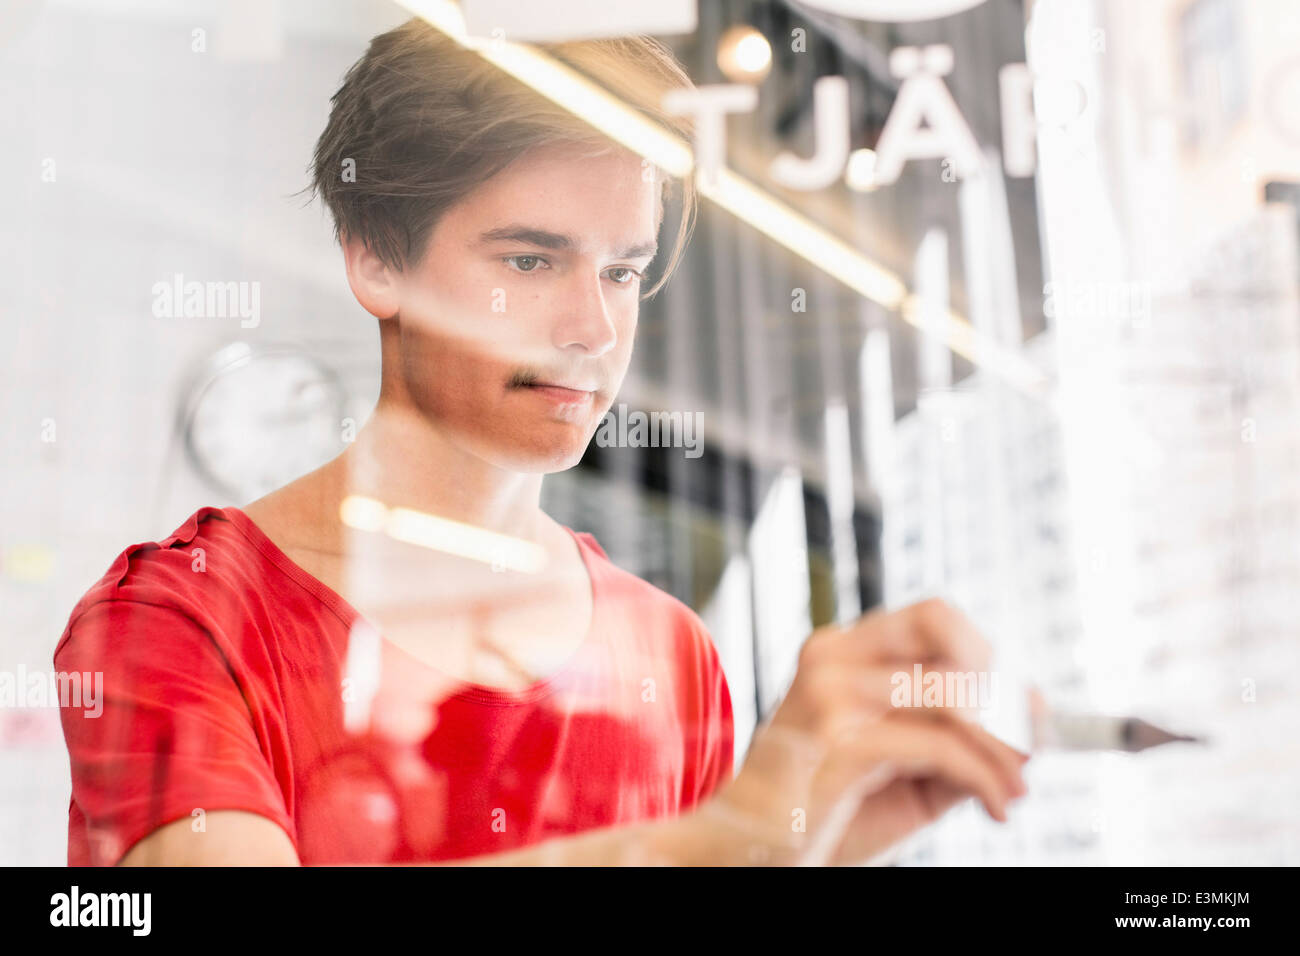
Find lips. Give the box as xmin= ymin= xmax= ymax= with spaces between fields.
xmin=523 ymin=383 xmax=596 ymax=404
xmin=530 ymin=383 xmax=596 ymax=393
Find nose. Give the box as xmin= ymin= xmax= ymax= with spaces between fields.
xmin=551 ymin=271 xmax=619 ymax=358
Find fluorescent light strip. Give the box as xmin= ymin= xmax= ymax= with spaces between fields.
xmin=901 ymin=296 xmax=1051 ymax=397
xmin=473 ymin=38 xmax=694 ymax=176
xmin=702 ymin=168 xmax=908 ymax=309
xmin=393 ymin=0 xmax=1049 ymax=398
xmin=396 ymin=0 xmax=691 ymax=175
xmin=340 ymin=494 xmax=548 ymax=573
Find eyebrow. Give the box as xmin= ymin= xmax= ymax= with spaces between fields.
xmin=476 ymin=224 xmax=657 ymax=260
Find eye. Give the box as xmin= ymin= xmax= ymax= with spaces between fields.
xmin=504 ymin=255 xmax=548 ymax=273
xmin=605 ymin=267 xmax=644 ymax=285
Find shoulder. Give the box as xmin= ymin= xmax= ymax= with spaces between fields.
xmin=571 ymin=528 xmax=724 ymax=672
xmin=53 ymin=507 xmax=260 ymax=662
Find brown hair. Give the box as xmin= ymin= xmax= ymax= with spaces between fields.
xmin=307 ymin=17 xmax=697 ymax=299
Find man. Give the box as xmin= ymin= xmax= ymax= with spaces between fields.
xmin=55 ymin=18 xmax=1027 ymax=866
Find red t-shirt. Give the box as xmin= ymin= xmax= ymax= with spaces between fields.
xmin=54 ymin=507 xmax=734 ymax=865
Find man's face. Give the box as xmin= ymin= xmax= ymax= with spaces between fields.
xmin=391 ymin=143 xmax=659 ymax=473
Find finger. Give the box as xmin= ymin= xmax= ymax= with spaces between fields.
xmin=912 ymin=777 xmax=972 ymax=821
xmin=815 ymin=598 xmax=992 ymax=672
xmin=823 ymin=712 xmax=1018 ymax=822
xmin=887 ymin=707 xmax=1029 ymax=797
xmin=876 ymin=598 xmax=992 ymax=671
xmin=814 ymin=670 xmax=1030 ymax=801
xmin=817 ymin=664 xmax=996 ymax=731
xmin=876 ymin=712 xmax=1024 ymax=816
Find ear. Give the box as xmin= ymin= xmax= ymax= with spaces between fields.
xmin=341 ymin=232 xmax=401 ymax=320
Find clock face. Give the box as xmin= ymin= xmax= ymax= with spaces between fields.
xmin=182 ymin=344 xmax=348 ymax=501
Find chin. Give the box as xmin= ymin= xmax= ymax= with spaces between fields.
xmin=487 ymin=447 xmax=587 ymax=475
xmin=480 ymin=430 xmax=592 ymax=474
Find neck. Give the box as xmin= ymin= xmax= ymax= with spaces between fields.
xmin=331 ymin=396 xmax=548 ymax=544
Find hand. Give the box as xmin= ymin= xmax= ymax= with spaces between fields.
xmin=705 ymin=598 xmax=1029 ymax=866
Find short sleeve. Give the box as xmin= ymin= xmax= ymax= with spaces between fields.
xmin=699 ymin=645 xmax=735 ymax=800
xmin=680 ymin=616 xmax=736 ymax=810
xmin=55 ymin=599 xmax=295 ymax=865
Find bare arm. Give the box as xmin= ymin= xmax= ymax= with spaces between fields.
xmin=119 ymin=599 xmax=1027 ymax=867
xmin=116 ymin=804 xmax=762 ymax=867
xmin=119 ymin=811 xmax=299 ymax=866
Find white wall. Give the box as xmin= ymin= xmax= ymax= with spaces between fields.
xmin=0 ymin=0 xmax=404 ymax=865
